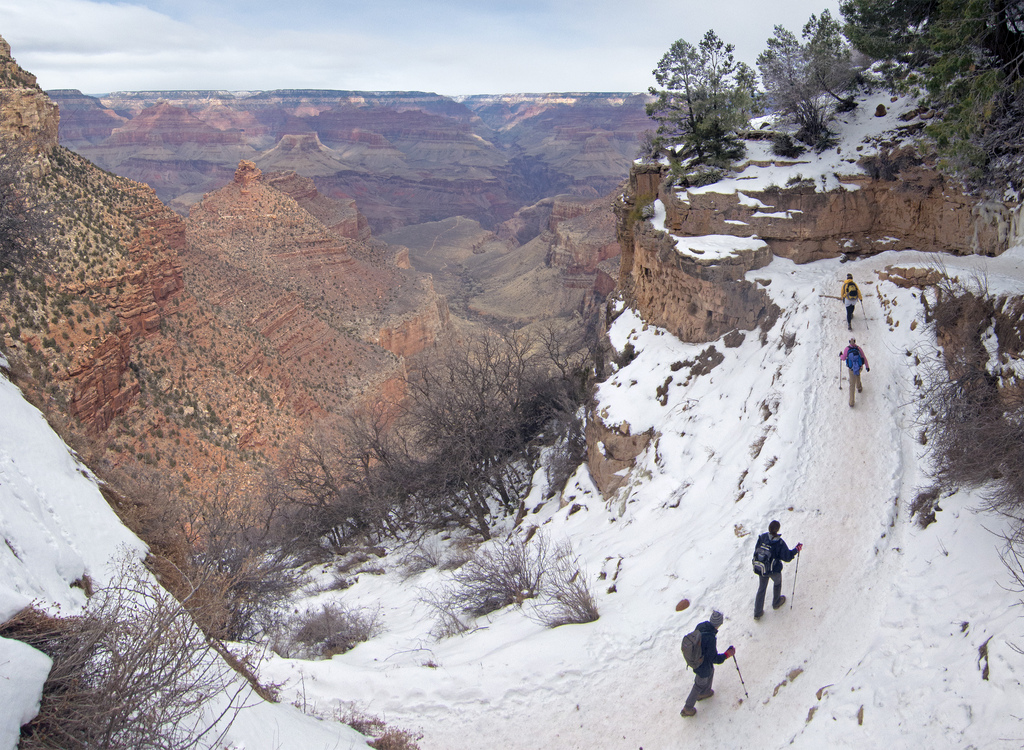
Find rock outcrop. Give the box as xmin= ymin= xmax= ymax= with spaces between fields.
xmin=658 ymin=169 xmax=1009 ymax=263
xmin=0 ymin=37 xmax=58 ymax=149
xmin=264 ymin=169 xmax=370 ymax=240
xmin=184 ymin=160 xmax=451 ymax=414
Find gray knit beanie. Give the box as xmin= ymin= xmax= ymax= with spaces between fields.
xmin=709 ymin=610 xmax=724 ymax=627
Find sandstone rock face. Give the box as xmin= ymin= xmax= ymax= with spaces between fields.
xmin=659 ymin=169 xmax=1010 ymax=263
xmin=0 ymin=89 xmax=59 ymax=149
xmin=622 ymin=220 xmax=778 ymax=343
xmin=585 ymin=417 xmax=652 ymax=498
xmin=0 ymin=37 xmax=58 ymax=149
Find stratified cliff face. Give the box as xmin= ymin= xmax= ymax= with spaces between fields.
xmin=0 ymin=39 xmax=451 ymax=513
xmin=184 ymin=161 xmax=449 ymax=384
xmin=615 ymin=144 xmax=1016 ymax=346
xmin=0 ymin=38 xmax=58 ymax=149
xmin=658 ymin=168 xmax=1009 ymax=263
xmin=48 ymin=89 xmax=652 ymax=231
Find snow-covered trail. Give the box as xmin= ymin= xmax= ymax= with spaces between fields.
xmin=261 ymin=250 xmax=1024 ymax=750
xmin=269 ymin=257 xmax=923 ymax=749
xmin=695 ymin=272 xmax=913 ymax=744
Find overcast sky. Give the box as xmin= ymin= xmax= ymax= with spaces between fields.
xmin=2 ymin=0 xmax=841 ymax=96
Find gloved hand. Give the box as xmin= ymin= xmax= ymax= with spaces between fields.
xmin=724 ymin=646 xmax=735 ymax=658
xmin=866 ymin=366 xmax=870 ymax=372
xmin=796 ymin=543 xmax=803 ymax=553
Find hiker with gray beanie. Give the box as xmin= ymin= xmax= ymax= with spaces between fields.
xmin=681 ymin=610 xmax=734 ymax=717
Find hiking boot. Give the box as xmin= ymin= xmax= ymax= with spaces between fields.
xmin=754 ymin=612 xmax=763 ymax=620
xmin=696 ymin=690 xmax=714 ymax=701
xmin=680 ymin=707 xmax=697 ymax=717
xmin=772 ymin=595 xmax=786 ymax=610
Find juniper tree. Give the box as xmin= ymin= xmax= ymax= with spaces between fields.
xmin=647 ymin=30 xmax=757 ymax=167
xmin=758 ymin=11 xmax=859 ymax=151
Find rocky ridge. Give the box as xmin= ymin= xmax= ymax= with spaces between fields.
xmin=0 ymin=38 xmax=449 ymax=516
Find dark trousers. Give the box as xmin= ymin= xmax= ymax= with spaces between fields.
xmin=754 ymin=570 xmax=783 ymax=617
xmin=684 ymin=670 xmax=714 ymax=710
xmin=845 ymin=301 xmax=855 ymax=327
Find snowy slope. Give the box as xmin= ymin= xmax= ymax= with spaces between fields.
xmin=0 ymin=355 xmax=370 ymax=750
xmin=254 ymin=96 xmax=1024 ymax=749
xmin=256 ymin=247 xmax=1024 ymax=749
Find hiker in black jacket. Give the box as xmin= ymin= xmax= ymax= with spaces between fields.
xmin=681 ymin=610 xmax=734 ymax=717
xmin=753 ymin=520 xmax=802 ymax=620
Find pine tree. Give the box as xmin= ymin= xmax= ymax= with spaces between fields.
xmin=841 ymin=0 xmax=1024 ymax=188
xmin=646 ymin=30 xmax=756 ymax=168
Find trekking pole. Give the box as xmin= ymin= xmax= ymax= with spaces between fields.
xmin=732 ymin=654 xmax=750 ymax=700
xmin=838 ymin=357 xmax=843 ymax=391
xmin=790 ymin=550 xmax=801 ymax=610
xmin=861 ymin=299 xmax=870 ymax=330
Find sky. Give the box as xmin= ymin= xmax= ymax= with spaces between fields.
xmin=2 ymin=0 xmax=839 ymax=96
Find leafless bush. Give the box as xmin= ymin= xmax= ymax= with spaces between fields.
xmin=400 ymin=538 xmax=471 ymax=578
xmin=909 ymin=486 xmax=942 ymax=528
xmin=9 ymin=563 xmax=249 ymax=750
xmin=544 ymin=410 xmax=587 ymax=498
xmin=534 ymin=541 xmax=600 ymax=628
xmin=447 ymin=536 xmax=548 ymax=617
xmin=422 ymin=535 xmax=600 ymax=636
xmin=276 ymin=603 xmax=383 ymax=660
xmin=419 ymin=589 xmax=471 ymax=639
xmin=103 ymin=466 xmax=304 ymax=642
xmin=918 ymin=277 xmax=1024 ymax=519
xmin=338 ymin=708 xmax=422 ymax=750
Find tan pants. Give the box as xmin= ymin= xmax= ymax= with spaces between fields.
xmin=848 ymin=370 xmax=862 ymax=406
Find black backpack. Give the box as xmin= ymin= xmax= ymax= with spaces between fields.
xmin=681 ymin=628 xmax=704 ymax=670
xmin=752 ymin=533 xmax=773 ymax=576
xmin=844 ymin=281 xmax=860 ymax=300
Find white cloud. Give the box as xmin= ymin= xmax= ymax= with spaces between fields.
xmin=0 ymin=0 xmax=841 ymax=94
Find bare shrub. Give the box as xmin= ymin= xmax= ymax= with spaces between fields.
xmin=909 ymin=486 xmax=942 ymax=528
xmin=339 ymin=708 xmax=422 ymax=750
xmin=9 ymin=563 xmax=248 ymax=750
xmin=277 ymin=603 xmax=383 ymax=659
xmin=103 ymin=466 xmax=304 ymax=642
xmin=534 ymin=541 xmax=600 ymax=628
xmin=401 ymin=543 xmax=441 ymax=577
xmin=419 ymin=589 xmax=471 ymax=639
xmin=422 ymin=535 xmax=600 ymax=636
xmin=918 ymin=277 xmax=1024 ymax=520
xmin=544 ymin=409 xmax=587 ymax=497
xmin=448 ymin=536 xmax=548 ymax=617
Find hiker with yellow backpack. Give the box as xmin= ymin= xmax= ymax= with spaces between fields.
xmin=841 ymin=273 xmax=861 ymax=330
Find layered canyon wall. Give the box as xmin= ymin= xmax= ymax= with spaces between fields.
xmin=48 ymin=89 xmax=651 ymax=233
